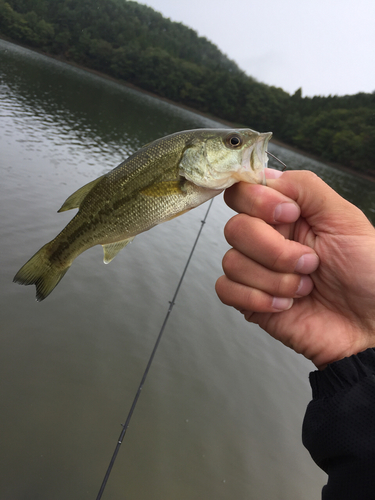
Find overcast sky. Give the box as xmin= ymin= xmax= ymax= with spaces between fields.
xmin=139 ymin=0 xmax=375 ymax=97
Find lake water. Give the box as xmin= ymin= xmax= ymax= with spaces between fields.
xmin=1 ymin=39 xmax=374 ymax=500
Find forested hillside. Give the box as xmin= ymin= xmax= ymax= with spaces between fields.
xmin=1 ymin=0 xmax=374 ymax=175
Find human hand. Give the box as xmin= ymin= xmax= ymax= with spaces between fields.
xmin=215 ymin=169 xmax=375 ymax=369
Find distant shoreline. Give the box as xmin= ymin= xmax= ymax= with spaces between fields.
xmin=2 ymin=36 xmax=375 ymax=183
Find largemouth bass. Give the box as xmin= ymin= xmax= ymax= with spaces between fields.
xmin=14 ymin=128 xmax=271 ymax=301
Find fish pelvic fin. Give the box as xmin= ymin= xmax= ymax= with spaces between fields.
xmin=13 ymin=243 xmax=70 ymax=301
xmin=102 ymin=237 xmax=135 ymax=264
xmin=57 ymin=175 xmax=105 ymax=212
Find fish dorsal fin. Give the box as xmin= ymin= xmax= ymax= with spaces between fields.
xmin=57 ymin=175 xmax=105 ymax=213
xmin=102 ymin=237 xmax=135 ymax=264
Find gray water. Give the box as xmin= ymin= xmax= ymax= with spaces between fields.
xmin=1 ymin=39 xmax=374 ymax=500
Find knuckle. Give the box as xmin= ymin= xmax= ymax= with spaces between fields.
xmin=242 ymin=287 xmax=272 ymax=312
xmin=222 ymin=248 xmax=238 ymax=273
xmin=215 ymin=276 xmax=228 ymax=304
xmin=276 ymin=274 xmax=300 ymax=297
xmin=270 ymin=247 xmax=289 ymax=270
xmin=270 ymin=240 xmax=299 ymax=272
xmin=301 ymin=170 xmax=319 ymax=183
xmin=224 ymin=214 xmax=248 ymax=246
xmin=287 ymin=169 xmax=319 ymax=185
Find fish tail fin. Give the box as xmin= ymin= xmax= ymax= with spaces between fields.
xmin=13 ymin=244 xmax=70 ymax=302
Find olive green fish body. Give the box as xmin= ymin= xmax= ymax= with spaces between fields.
xmin=14 ymin=128 xmax=271 ymax=300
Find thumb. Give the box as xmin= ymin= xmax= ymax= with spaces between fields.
xmin=266 ymin=170 xmax=369 ymax=235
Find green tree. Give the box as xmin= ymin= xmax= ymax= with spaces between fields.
xmin=1 ymin=0 xmax=374 ymax=173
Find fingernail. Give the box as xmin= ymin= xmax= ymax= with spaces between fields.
xmin=272 ymin=297 xmax=293 ymax=311
xmin=274 ymin=202 xmax=300 ymax=223
xmin=295 ymin=253 xmax=319 ymax=274
xmin=296 ymin=275 xmax=313 ymax=296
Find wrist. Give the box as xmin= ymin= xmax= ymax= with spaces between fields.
xmin=315 ymin=339 xmax=375 ymax=371
xmin=309 ymin=348 xmax=375 ymax=397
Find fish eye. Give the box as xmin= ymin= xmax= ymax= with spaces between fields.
xmin=225 ymin=133 xmax=242 ymax=148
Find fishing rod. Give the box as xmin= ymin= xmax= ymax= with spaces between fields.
xmin=95 ymin=150 xmax=288 ymax=498
xmin=95 ymin=198 xmax=214 ymax=500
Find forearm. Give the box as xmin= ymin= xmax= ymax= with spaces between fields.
xmin=302 ymin=348 xmax=375 ymax=499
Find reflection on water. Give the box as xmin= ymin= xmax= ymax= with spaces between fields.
xmin=1 ymin=39 xmax=373 ymax=500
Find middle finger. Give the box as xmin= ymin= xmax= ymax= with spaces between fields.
xmin=224 ymin=214 xmax=318 ymax=274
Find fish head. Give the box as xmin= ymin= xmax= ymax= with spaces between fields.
xmin=179 ymin=128 xmax=272 ymax=190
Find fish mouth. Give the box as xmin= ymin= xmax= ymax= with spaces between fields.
xmin=241 ymin=132 xmax=272 ymax=185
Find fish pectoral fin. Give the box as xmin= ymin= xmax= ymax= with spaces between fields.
xmin=57 ymin=175 xmax=105 ymax=212
xmin=140 ymin=180 xmax=184 ymax=197
xmin=102 ymin=237 xmax=135 ymax=264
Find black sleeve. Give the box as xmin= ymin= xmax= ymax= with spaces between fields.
xmin=302 ymin=348 xmax=375 ymax=499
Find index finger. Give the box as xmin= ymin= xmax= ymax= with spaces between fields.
xmin=224 ymin=171 xmax=300 ymax=225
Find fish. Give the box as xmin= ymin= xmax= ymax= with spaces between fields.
xmin=13 ymin=128 xmax=272 ymax=301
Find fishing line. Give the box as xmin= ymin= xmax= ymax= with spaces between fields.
xmin=267 ymin=151 xmax=288 ymax=171
xmin=95 ymin=198 xmax=214 ymax=500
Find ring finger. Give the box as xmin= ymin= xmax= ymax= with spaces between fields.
xmin=222 ymin=248 xmax=314 ymax=298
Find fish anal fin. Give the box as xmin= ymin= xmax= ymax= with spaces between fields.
xmin=102 ymin=237 xmax=135 ymax=264
xmin=140 ymin=180 xmax=184 ymax=198
xmin=58 ymin=175 xmax=105 ymax=213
